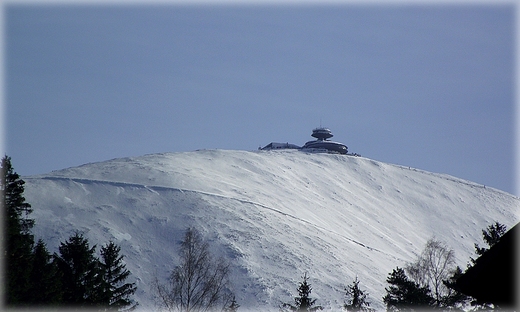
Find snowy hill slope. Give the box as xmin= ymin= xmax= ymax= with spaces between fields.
xmin=23 ymin=150 xmax=519 ymax=310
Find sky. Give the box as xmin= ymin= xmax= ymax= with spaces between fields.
xmin=4 ymin=3 xmax=518 ymax=195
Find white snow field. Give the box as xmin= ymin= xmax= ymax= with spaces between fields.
xmin=23 ymin=149 xmax=519 ymax=311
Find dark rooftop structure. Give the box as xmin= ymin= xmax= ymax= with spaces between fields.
xmin=260 ymin=127 xmax=348 ymax=155
xmin=311 ymin=127 xmax=333 ymax=140
xmin=301 ymin=127 xmax=348 ymax=154
xmin=260 ymin=142 xmax=300 ymax=150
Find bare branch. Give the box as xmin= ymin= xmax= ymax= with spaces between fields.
xmin=154 ymin=228 xmax=234 ymax=312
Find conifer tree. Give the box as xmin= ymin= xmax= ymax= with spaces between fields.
xmin=55 ymin=232 xmax=101 ymax=307
xmin=383 ymin=267 xmax=433 ymax=311
xmin=470 ymin=222 xmax=507 ymax=265
xmin=344 ymin=277 xmax=373 ymax=312
xmin=2 ymin=155 xmax=35 ymax=304
xmin=441 ymin=266 xmax=470 ymax=309
xmin=27 ymin=239 xmax=63 ymax=305
xmin=2 ymin=156 xmax=34 ymax=233
xmin=99 ymin=241 xmax=138 ymax=310
xmin=460 ymin=222 xmax=508 ymax=308
xmin=282 ymin=273 xmax=323 ymax=312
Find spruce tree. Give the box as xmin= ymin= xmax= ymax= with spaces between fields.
xmin=27 ymin=239 xmax=63 ymax=305
xmin=383 ymin=267 xmax=433 ymax=311
xmin=55 ymin=232 xmax=101 ymax=307
xmin=2 ymin=155 xmax=35 ymax=305
xmin=441 ymin=266 xmax=470 ymax=309
xmin=98 ymin=241 xmax=137 ymax=310
xmin=2 ymin=156 xmax=34 ymax=232
xmin=471 ymin=222 xmax=507 ymax=264
xmin=282 ymin=273 xmax=323 ymax=312
xmin=461 ymin=222 xmax=508 ymax=308
xmin=344 ymin=277 xmax=373 ymax=312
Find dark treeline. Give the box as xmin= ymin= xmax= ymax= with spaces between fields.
xmin=2 ymin=155 xmax=511 ymax=311
xmin=2 ymin=155 xmax=137 ymax=310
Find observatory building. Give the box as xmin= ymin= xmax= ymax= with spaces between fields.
xmin=260 ymin=127 xmax=348 ymax=154
xmin=301 ymin=127 xmax=348 ymax=154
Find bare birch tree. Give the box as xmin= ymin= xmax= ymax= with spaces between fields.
xmin=406 ymin=238 xmax=456 ymax=307
xmin=154 ymin=228 xmax=234 ymax=312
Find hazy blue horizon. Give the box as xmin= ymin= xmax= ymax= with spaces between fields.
xmin=5 ymin=3 xmax=517 ymax=195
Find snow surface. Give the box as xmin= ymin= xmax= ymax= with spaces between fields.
xmin=23 ymin=149 xmax=519 ymax=311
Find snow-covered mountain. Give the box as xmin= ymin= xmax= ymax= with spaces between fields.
xmin=23 ymin=150 xmax=519 ymax=311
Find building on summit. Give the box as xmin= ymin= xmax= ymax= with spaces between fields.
xmin=260 ymin=127 xmax=348 ymax=155
xmin=301 ymin=127 xmax=348 ymax=154
xmin=260 ymin=142 xmax=301 ymax=150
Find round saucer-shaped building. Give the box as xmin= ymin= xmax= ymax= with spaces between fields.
xmin=301 ymin=127 xmax=348 ymax=154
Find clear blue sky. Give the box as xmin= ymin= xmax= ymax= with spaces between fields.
xmin=5 ymin=4 xmax=517 ymax=195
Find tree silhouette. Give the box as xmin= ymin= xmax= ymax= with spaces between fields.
xmin=471 ymin=222 xmax=507 ymax=264
xmin=441 ymin=266 xmax=470 ymax=308
xmin=99 ymin=241 xmax=138 ymax=310
xmin=383 ymin=267 xmax=433 ymax=311
xmin=2 ymin=155 xmax=35 ymax=304
xmin=282 ymin=273 xmax=323 ymax=312
xmin=54 ymin=232 xmax=101 ymax=307
xmin=405 ymin=238 xmax=456 ymax=307
xmin=27 ymin=239 xmax=62 ymax=305
xmin=344 ymin=277 xmax=373 ymax=311
xmin=154 ymin=228 xmax=233 ymax=312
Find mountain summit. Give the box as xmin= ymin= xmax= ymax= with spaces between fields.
xmin=23 ymin=150 xmax=519 ymax=310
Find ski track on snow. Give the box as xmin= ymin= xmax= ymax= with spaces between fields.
xmin=35 ymin=176 xmax=406 ymax=262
